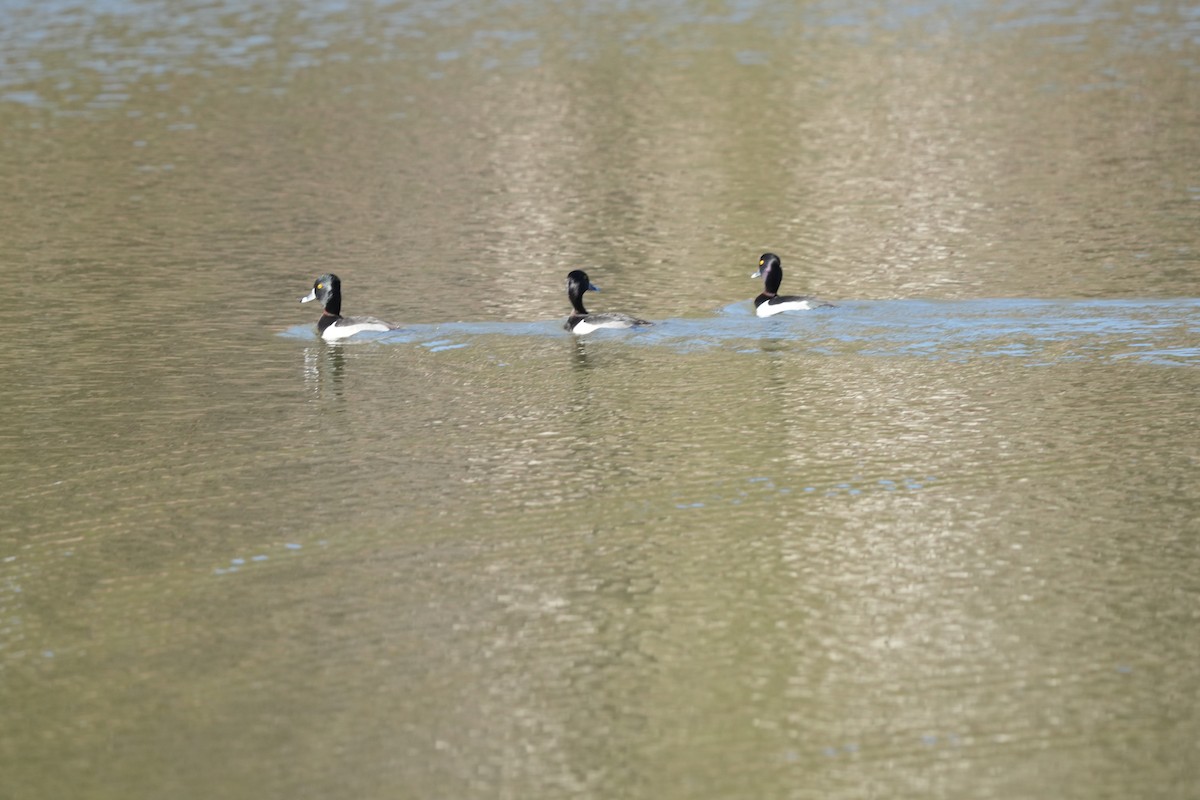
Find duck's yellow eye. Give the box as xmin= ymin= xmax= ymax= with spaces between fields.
xmin=317 ymin=283 xmax=324 ymax=289
xmin=758 ymin=259 xmax=764 ymax=266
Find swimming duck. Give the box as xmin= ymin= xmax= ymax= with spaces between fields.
xmin=751 ymin=253 xmax=830 ymax=316
xmin=564 ymin=269 xmax=652 ymax=334
xmin=300 ymin=273 xmax=398 ymax=340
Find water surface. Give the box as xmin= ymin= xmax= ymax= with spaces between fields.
xmin=2 ymin=1 xmax=1199 ymax=799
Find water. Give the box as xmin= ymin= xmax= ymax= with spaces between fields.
xmin=3 ymin=1 xmax=1200 ymax=798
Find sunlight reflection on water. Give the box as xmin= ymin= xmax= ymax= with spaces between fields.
xmin=5 ymin=0 xmax=1200 ymax=116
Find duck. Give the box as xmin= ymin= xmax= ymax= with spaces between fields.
xmin=751 ymin=253 xmax=831 ymax=316
xmin=300 ymin=273 xmax=399 ymax=340
xmin=564 ymin=269 xmax=652 ymax=334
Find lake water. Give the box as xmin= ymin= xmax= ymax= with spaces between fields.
xmin=2 ymin=1 xmax=1199 ymax=798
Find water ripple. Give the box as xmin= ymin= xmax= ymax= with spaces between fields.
xmin=283 ymin=298 xmax=1200 ymax=367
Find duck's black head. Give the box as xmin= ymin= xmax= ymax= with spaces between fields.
xmin=301 ymin=273 xmax=342 ymax=316
xmin=566 ymin=269 xmax=600 ymax=313
xmin=752 ymin=253 xmax=783 ymax=295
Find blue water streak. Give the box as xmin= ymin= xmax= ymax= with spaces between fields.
xmin=282 ymin=298 xmax=1200 ymax=367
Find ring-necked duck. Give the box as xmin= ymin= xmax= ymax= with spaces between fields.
xmin=300 ymin=273 xmax=398 ymax=340
xmin=751 ymin=253 xmax=831 ymax=316
xmin=564 ymin=269 xmax=652 ymax=334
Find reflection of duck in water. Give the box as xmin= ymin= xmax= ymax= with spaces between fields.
xmin=300 ymin=273 xmax=400 ymax=340
xmin=564 ymin=270 xmax=652 ymax=334
xmin=752 ymin=253 xmax=833 ymax=316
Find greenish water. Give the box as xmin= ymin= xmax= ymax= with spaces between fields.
xmin=2 ymin=2 xmax=1200 ymax=799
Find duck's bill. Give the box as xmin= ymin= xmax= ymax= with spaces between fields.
xmin=300 ymin=289 xmax=317 ymax=303
xmin=751 ymin=270 xmax=762 ymax=279
xmin=589 ymin=283 xmax=601 ymax=292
